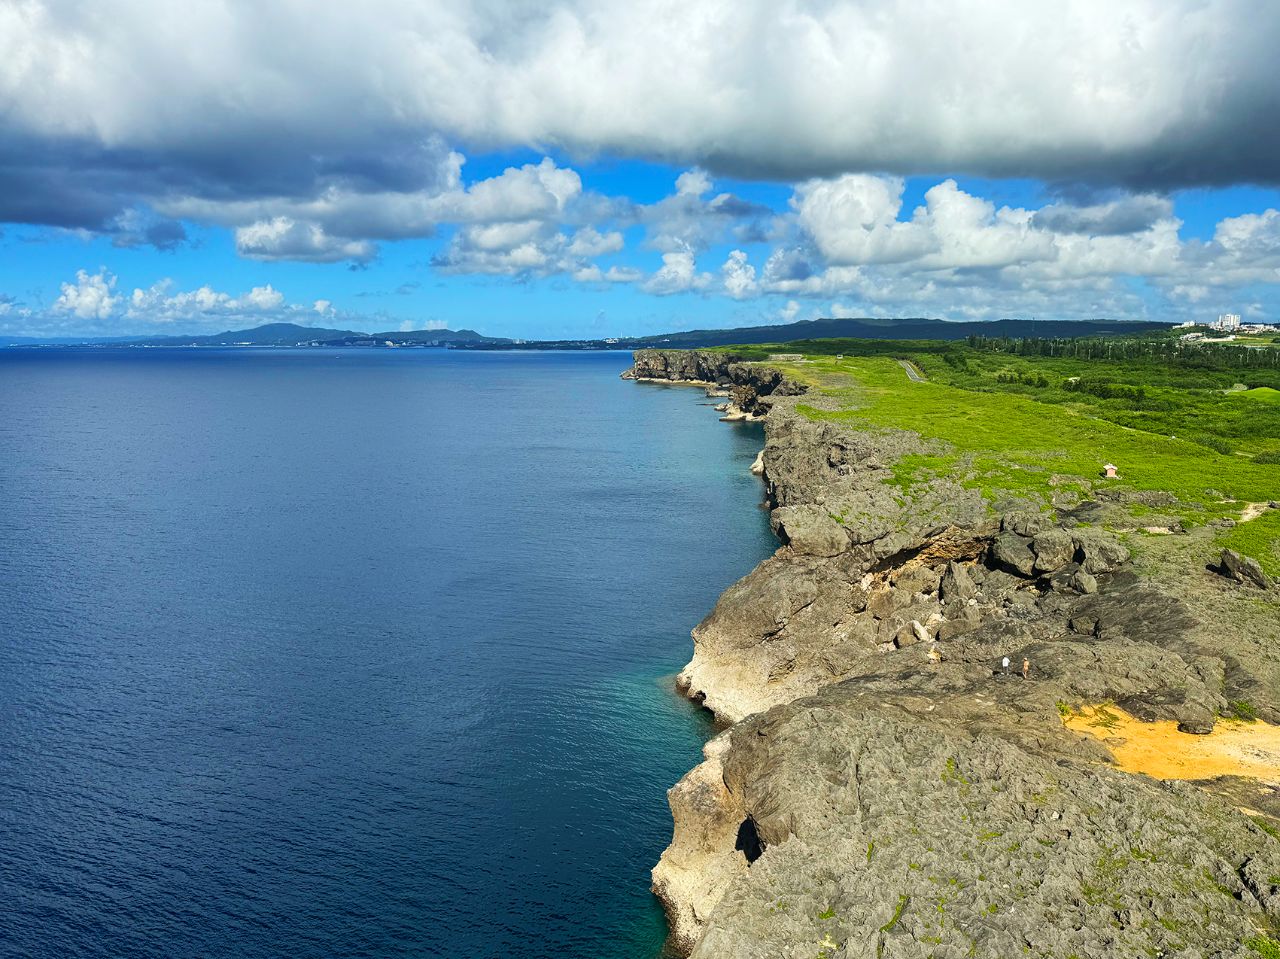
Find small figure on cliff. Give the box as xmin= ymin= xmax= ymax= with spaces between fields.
xmin=1002 ymin=656 xmax=1010 ymax=677
xmin=1022 ymin=657 xmax=1031 ymax=679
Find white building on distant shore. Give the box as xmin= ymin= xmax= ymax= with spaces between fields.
xmin=1214 ymin=312 xmax=1242 ymax=331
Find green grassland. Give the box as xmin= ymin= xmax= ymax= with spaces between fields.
xmin=1237 ymin=387 xmax=1280 ymax=403
xmin=717 ymin=335 xmax=1280 ymax=574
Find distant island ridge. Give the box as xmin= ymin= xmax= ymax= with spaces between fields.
xmin=1 ymin=316 xmax=1175 ymax=349
xmin=0 ymin=322 xmax=503 ymax=348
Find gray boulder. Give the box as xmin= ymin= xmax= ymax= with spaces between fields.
xmin=939 ymin=561 xmax=977 ymax=603
xmin=1220 ymin=549 xmax=1272 ymax=589
xmin=1047 ymin=562 xmax=1091 ymax=594
xmin=1046 ymin=562 xmax=1098 ymax=595
xmin=893 ymin=564 xmax=941 ymax=597
xmin=769 ymin=505 xmax=848 ymax=557
xmin=893 ymin=620 xmax=929 ymax=648
xmin=1071 ymin=528 xmax=1131 ymax=574
xmin=1001 ymin=510 xmax=1046 ymax=536
xmin=990 ymin=533 xmax=1036 ymax=577
xmin=1031 ymin=528 xmax=1075 ymax=572
xmin=936 ymin=605 xmax=983 ymax=640
xmin=867 ymin=586 xmax=912 ymax=619
xmin=1068 ymin=566 xmax=1099 ymax=594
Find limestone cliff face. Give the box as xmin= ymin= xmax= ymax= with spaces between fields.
xmin=626 ymin=349 xmax=804 ymax=420
xmin=678 ymin=404 xmax=993 ymax=724
xmin=626 ymin=349 xmax=737 ymax=384
xmin=630 ymin=349 xmax=1280 ymax=958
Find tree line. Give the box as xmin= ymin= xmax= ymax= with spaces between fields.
xmin=964 ymin=335 xmax=1280 ymax=371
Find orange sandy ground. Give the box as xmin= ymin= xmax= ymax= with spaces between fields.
xmin=1065 ymin=706 xmax=1280 ymax=782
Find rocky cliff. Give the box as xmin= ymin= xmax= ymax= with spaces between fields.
xmin=629 ymin=349 xmax=1280 ymax=958
xmin=625 ymin=349 xmax=805 ymax=420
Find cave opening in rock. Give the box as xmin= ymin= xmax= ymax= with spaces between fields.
xmin=735 ymin=817 xmax=765 ymax=864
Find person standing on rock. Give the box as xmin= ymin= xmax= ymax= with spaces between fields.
xmin=1022 ymin=657 xmax=1031 ymax=680
xmin=1002 ymin=656 xmax=1010 ymax=677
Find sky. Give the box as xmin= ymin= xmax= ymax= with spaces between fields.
xmin=2 ymin=0 xmax=1280 ymax=339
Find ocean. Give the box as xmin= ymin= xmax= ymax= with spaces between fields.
xmin=0 ymin=348 xmax=776 ymax=959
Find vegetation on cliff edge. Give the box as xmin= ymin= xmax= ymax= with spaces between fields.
xmin=715 ymin=335 xmax=1279 ymax=574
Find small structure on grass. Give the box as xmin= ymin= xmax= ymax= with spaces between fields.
xmin=1102 ymin=463 xmax=1119 ymax=479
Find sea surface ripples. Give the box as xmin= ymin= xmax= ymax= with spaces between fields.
xmin=0 ymin=349 xmax=776 ymax=958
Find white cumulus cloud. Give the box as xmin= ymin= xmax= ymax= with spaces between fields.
xmin=42 ymin=270 xmax=358 ymax=332
xmin=54 ymin=269 xmax=119 ymax=319
xmin=234 ymin=217 xmax=377 ymax=264
xmin=642 ymin=250 xmax=713 ymax=295
xmin=721 ymin=250 xmax=759 ymax=299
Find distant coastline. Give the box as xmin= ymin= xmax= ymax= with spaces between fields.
xmin=1 ymin=316 xmax=1174 ymax=351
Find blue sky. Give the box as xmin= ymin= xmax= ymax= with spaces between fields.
xmin=3 ymin=2 xmax=1280 ymax=339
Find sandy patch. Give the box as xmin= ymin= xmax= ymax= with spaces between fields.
xmin=1065 ymin=705 xmax=1280 ymax=783
xmin=1241 ymin=502 xmax=1271 ymax=522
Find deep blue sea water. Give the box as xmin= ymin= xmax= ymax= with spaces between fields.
xmin=0 ymin=349 xmax=776 ymax=959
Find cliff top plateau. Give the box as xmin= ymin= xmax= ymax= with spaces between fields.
xmin=629 ymin=335 xmax=1280 ymax=959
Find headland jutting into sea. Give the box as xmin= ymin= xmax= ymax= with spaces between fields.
xmin=625 ymin=348 xmax=1280 ymax=959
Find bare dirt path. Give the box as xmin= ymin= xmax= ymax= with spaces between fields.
xmin=897 ymin=358 xmax=926 ymax=382
xmin=1242 ymin=502 xmax=1271 ymax=522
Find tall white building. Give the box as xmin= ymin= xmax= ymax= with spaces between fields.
xmin=1216 ymin=313 xmax=1241 ymax=331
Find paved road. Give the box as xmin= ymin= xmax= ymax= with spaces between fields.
xmin=898 ymin=359 xmax=926 ymax=382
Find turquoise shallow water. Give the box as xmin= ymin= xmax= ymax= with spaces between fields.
xmin=0 ymin=348 xmax=776 ymax=958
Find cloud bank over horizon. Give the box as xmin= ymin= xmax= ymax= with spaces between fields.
xmin=2 ymin=0 xmax=1279 ymax=335
xmin=7 ymin=168 xmax=1277 ymax=336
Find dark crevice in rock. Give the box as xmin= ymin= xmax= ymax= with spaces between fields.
xmin=735 ymin=817 xmax=765 ymax=865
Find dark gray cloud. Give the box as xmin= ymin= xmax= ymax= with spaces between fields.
xmin=1032 ymin=196 xmax=1174 ymax=236
xmin=0 ymin=130 xmax=456 ymax=255
xmin=761 ymin=248 xmax=815 ymax=283
xmin=1 ymin=0 xmax=1277 ymax=243
xmin=108 ymin=213 xmax=189 ymax=251
xmin=139 ymin=220 xmax=188 ymax=250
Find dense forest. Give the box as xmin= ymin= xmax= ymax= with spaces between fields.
xmin=964 ymin=334 xmax=1280 ymax=371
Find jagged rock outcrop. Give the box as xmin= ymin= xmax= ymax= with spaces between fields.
xmin=628 ymin=349 xmax=805 ymax=419
xmin=627 ymin=349 xmax=1280 ymax=957
xmin=1220 ymin=548 xmax=1273 ymax=589
xmin=626 ymin=349 xmax=739 ymax=385
xmin=674 ymin=400 xmax=1170 ymax=727
xmin=665 ymin=691 xmax=1280 ymax=959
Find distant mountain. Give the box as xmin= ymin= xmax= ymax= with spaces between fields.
xmin=460 ymin=316 xmax=1174 ymax=350
xmin=3 ymin=322 xmax=509 ymax=348
xmin=321 ymin=327 xmax=505 ymax=346
xmin=631 ymin=316 xmax=1174 ymax=347
xmin=127 ymin=322 xmax=364 ymax=346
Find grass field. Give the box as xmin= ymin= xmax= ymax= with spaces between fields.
xmin=1235 ymin=387 xmax=1280 ymax=403
xmin=722 ymin=339 xmax=1280 ymax=575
